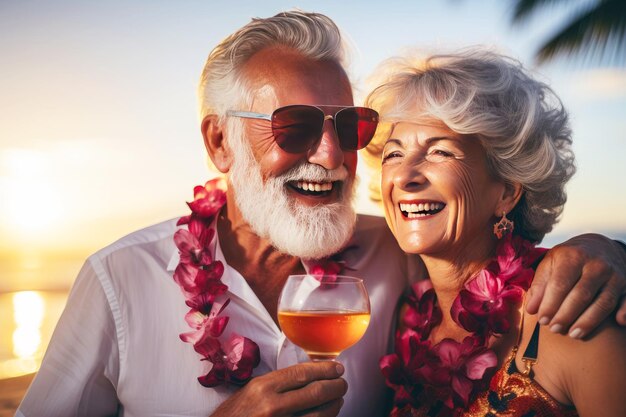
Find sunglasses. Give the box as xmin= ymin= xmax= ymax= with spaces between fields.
xmin=226 ymin=104 xmax=379 ymax=153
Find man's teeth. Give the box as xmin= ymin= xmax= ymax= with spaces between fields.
xmin=399 ymin=202 xmax=445 ymax=218
xmin=295 ymin=181 xmax=333 ymax=192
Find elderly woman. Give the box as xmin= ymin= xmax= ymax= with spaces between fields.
xmin=366 ymin=49 xmax=626 ymax=417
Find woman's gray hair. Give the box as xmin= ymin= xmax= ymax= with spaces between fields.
xmin=364 ymin=48 xmax=576 ymax=243
xmin=198 ymin=10 xmax=348 ymax=121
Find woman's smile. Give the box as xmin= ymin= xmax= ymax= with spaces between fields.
xmin=398 ymin=200 xmax=446 ymax=219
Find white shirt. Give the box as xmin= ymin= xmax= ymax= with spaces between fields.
xmin=17 ymin=214 xmax=424 ymax=417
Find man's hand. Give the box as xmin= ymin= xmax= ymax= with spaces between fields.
xmin=209 ymin=361 xmax=347 ymax=417
xmin=527 ymin=233 xmax=626 ymax=338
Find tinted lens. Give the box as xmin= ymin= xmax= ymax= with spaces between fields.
xmin=271 ymin=105 xmax=324 ymax=153
xmin=335 ymin=107 xmax=379 ymax=151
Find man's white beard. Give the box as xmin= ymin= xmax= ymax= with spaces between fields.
xmin=227 ymin=122 xmax=357 ymax=260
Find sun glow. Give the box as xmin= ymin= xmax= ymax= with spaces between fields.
xmin=12 ymin=291 xmax=45 ymax=358
xmin=1 ymin=149 xmax=63 ymax=239
xmin=0 ymin=291 xmax=46 ymax=378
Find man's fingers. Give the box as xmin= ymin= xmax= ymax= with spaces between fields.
xmin=546 ymin=277 xmax=604 ymax=336
xmin=296 ymin=398 xmax=344 ymax=417
xmin=274 ymin=362 xmax=344 ymax=392
xmin=281 ymin=378 xmax=347 ymax=414
xmin=232 ymin=363 xmax=346 ymax=416
xmin=526 ymin=276 xmax=546 ymax=314
xmin=547 ymin=259 xmax=613 ymax=333
xmin=532 ymin=250 xmax=580 ymax=325
xmin=563 ymin=283 xmax=621 ymax=338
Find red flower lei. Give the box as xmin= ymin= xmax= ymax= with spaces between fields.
xmin=380 ymin=235 xmax=547 ymax=415
xmin=173 ymin=179 xmax=349 ymax=388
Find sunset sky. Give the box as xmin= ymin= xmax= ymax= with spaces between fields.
xmin=1 ymin=0 xmax=625 ymax=291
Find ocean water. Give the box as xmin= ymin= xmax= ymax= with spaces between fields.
xmin=0 ymin=290 xmax=68 ymax=379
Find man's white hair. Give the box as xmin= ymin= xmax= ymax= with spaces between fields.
xmin=198 ymin=10 xmax=350 ymax=121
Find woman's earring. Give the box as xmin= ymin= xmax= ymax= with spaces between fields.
xmin=493 ymin=212 xmax=514 ymax=239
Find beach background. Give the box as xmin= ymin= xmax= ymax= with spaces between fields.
xmin=1 ymin=0 xmax=625 ymax=413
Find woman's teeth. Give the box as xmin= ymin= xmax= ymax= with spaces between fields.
xmin=295 ymin=181 xmax=333 ymax=192
xmin=399 ymin=202 xmax=445 ymax=218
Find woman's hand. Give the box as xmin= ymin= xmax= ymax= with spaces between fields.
xmin=527 ymin=233 xmax=626 ymax=338
xmin=209 ymin=361 xmax=347 ymax=417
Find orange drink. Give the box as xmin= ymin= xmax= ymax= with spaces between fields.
xmin=278 ymin=310 xmax=370 ymax=360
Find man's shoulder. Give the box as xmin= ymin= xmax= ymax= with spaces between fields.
xmin=353 ymin=213 xmax=396 ymax=246
xmin=90 ymin=217 xmax=180 ymax=261
xmin=351 ymin=213 xmax=402 ymax=256
xmin=353 ymin=213 xmax=426 ymax=282
xmin=355 ymin=213 xmax=392 ymax=234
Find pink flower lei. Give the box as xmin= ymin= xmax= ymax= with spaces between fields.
xmin=380 ymin=235 xmax=547 ymax=415
xmin=173 ymin=179 xmax=349 ymax=388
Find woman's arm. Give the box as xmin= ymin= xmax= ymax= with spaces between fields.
xmin=565 ymin=322 xmax=626 ymax=417
xmin=522 ymin=314 xmax=626 ymax=417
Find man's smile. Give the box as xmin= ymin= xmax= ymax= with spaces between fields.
xmin=288 ymin=180 xmax=338 ymax=197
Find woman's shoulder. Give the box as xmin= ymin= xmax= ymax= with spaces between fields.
xmin=531 ymin=315 xmax=626 ymax=365
xmin=516 ymin=312 xmax=626 ymax=414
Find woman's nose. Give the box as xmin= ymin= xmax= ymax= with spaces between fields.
xmin=393 ymin=156 xmax=427 ymax=190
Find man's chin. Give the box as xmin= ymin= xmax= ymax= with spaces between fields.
xmin=265 ymin=206 xmax=357 ymax=260
xmin=271 ymin=231 xmax=353 ymax=260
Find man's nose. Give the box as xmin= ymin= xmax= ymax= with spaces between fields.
xmin=306 ymin=118 xmax=344 ymax=170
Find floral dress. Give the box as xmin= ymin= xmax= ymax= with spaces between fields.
xmin=391 ymin=323 xmax=578 ymax=417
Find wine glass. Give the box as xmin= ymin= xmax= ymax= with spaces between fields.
xmin=277 ymin=275 xmax=371 ymax=361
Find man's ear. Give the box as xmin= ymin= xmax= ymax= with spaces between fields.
xmin=495 ymin=182 xmax=523 ymax=216
xmin=202 ymin=115 xmax=232 ymax=173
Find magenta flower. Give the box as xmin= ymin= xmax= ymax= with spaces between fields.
xmin=496 ymin=235 xmax=547 ymax=286
xmin=452 ymin=268 xmax=524 ymax=334
xmin=425 ymin=336 xmax=497 ymax=408
xmin=184 ymin=283 xmax=228 ymax=315
xmin=303 ymin=246 xmax=357 ymax=290
xmin=187 ymin=179 xmax=227 ymax=219
xmin=196 ymin=333 xmax=260 ymax=387
xmin=173 ymin=260 xmax=225 ymax=297
xmin=180 ymin=299 xmax=230 ymax=344
xmin=308 ymin=259 xmax=342 ymax=281
xmin=403 ymin=281 xmax=442 ymax=337
xmin=174 ymin=228 xmax=215 ymax=267
xmin=380 ymin=330 xmax=431 ymax=408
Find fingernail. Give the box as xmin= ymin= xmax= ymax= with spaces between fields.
xmin=539 ymin=316 xmax=550 ymax=325
xmin=335 ymin=363 xmax=344 ymax=375
xmin=569 ymin=328 xmax=583 ymax=339
xmin=550 ymin=323 xmax=563 ymax=334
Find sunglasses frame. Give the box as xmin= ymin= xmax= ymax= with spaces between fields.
xmin=226 ymin=104 xmax=378 ymax=153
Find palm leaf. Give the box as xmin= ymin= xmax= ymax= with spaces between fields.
xmin=512 ymin=0 xmax=572 ymax=22
xmin=535 ymin=0 xmax=626 ymax=63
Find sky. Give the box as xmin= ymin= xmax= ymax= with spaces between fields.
xmin=1 ymin=0 xmax=625 ymax=291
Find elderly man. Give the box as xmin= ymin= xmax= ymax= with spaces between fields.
xmin=18 ymin=10 xmax=626 ymax=417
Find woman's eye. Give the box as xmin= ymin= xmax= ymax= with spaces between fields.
xmin=433 ymin=149 xmax=453 ymax=157
xmin=382 ymin=151 xmax=402 ymax=162
xmin=426 ymin=149 xmax=455 ymax=161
